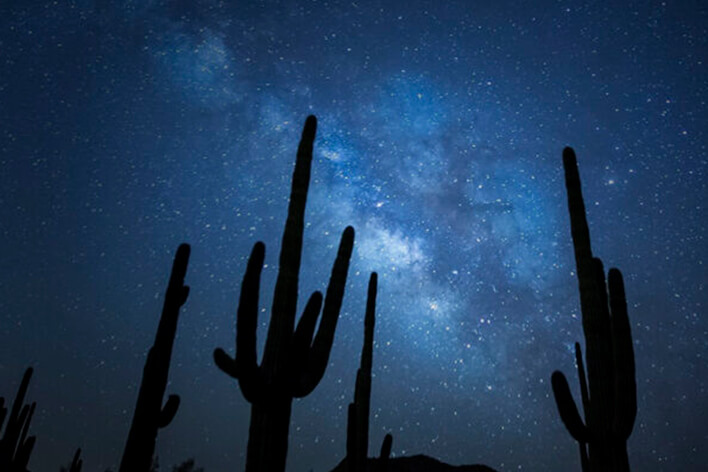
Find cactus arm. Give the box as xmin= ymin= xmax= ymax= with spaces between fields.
xmin=379 ymin=433 xmax=392 ymax=459
xmin=214 ymin=241 xmax=268 ymax=403
xmin=17 ymin=402 xmax=34 ymax=452
xmin=158 ymin=394 xmax=180 ymax=428
xmin=608 ymin=268 xmax=636 ymax=439
xmin=291 ymin=292 xmax=324 ymax=368
xmin=376 ymin=433 xmax=393 ymax=472
xmin=213 ymin=349 xmax=240 ymax=378
xmin=2 ymin=402 xmax=29 ymax=460
xmin=236 ymin=242 xmax=267 ymax=402
xmin=14 ymin=434 xmax=35 ymax=469
xmin=70 ymin=448 xmax=83 ymax=472
xmin=574 ymin=343 xmax=590 ymax=421
xmin=551 ymin=371 xmax=590 ymax=443
xmin=237 ymin=242 xmax=266 ymax=373
xmin=292 ymin=226 xmax=355 ymax=398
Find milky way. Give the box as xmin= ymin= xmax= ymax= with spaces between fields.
xmin=1 ymin=1 xmax=706 ymax=471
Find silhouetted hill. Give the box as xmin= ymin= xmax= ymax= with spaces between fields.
xmin=329 ymin=454 xmax=498 ymax=472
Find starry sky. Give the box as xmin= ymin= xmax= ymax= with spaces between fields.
xmin=1 ymin=0 xmax=706 ymax=471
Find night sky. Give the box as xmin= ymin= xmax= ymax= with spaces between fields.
xmin=1 ymin=1 xmax=706 ymax=471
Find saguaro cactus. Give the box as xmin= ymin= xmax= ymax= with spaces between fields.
xmin=213 ymin=115 xmax=355 ymax=472
xmin=120 ymin=244 xmax=191 ymax=472
xmin=375 ymin=433 xmax=393 ymax=472
xmin=551 ymin=147 xmax=636 ymax=472
xmin=346 ymin=273 xmax=378 ymax=472
xmin=0 ymin=367 xmax=36 ymax=471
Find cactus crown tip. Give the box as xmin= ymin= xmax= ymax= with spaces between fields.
xmin=562 ymin=148 xmax=577 ymax=166
xmin=253 ymin=241 xmax=266 ymax=255
xmin=302 ymin=115 xmax=318 ymax=137
xmin=608 ymin=267 xmax=622 ymax=278
xmin=551 ymin=370 xmax=565 ymax=382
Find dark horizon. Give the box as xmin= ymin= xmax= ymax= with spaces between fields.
xmin=1 ymin=1 xmax=706 ymax=471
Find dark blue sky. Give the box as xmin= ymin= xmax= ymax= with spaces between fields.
xmin=1 ymin=1 xmax=706 ymax=471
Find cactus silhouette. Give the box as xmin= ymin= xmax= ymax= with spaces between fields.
xmin=60 ymin=448 xmax=83 ymax=472
xmin=346 ymin=273 xmax=378 ymax=472
xmin=119 ymin=244 xmax=191 ymax=472
xmin=213 ymin=115 xmax=355 ymax=472
xmin=551 ymin=147 xmax=636 ymax=472
xmin=0 ymin=367 xmax=36 ymax=472
xmin=376 ymin=434 xmax=393 ymax=472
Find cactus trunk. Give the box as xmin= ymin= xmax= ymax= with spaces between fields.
xmin=246 ymin=398 xmax=292 ymax=472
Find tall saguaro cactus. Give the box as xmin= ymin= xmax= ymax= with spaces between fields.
xmin=214 ymin=115 xmax=355 ymax=472
xmin=551 ymin=147 xmax=636 ymax=472
xmin=120 ymin=244 xmax=191 ymax=472
xmin=346 ymin=273 xmax=378 ymax=472
xmin=0 ymin=367 xmax=36 ymax=471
